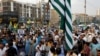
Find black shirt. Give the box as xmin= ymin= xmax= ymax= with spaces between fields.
xmin=6 ymin=47 xmax=17 ymax=56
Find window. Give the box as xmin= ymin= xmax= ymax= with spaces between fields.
xmin=3 ymin=2 xmax=10 ymax=6
xmin=14 ymin=8 xmax=17 ymax=11
xmin=7 ymin=2 xmax=10 ymax=6
xmin=27 ymin=13 xmax=29 ymax=17
xmin=19 ymin=4 xmax=22 ymax=7
xmin=24 ymin=5 xmax=26 ymax=8
xmin=31 ymin=14 xmax=32 ymax=17
xmin=3 ymin=7 xmax=10 ymax=11
xmin=26 ymin=6 xmax=28 ymax=9
xmin=0 ymin=3 xmax=2 ymax=7
xmin=3 ymin=2 xmax=7 ymax=6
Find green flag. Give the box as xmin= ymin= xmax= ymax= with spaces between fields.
xmin=50 ymin=0 xmax=65 ymax=30
xmin=50 ymin=0 xmax=73 ymax=50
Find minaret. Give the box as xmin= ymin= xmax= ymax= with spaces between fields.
xmin=97 ymin=9 xmax=100 ymax=16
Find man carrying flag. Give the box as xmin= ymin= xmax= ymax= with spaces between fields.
xmin=49 ymin=0 xmax=73 ymax=51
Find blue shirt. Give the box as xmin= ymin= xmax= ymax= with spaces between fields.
xmin=90 ymin=43 xmax=100 ymax=56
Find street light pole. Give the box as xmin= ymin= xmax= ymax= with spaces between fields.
xmin=84 ymin=0 xmax=86 ymax=25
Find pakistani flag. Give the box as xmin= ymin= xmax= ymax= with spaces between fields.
xmin=50 ymin=0 xmax=73 ymax=50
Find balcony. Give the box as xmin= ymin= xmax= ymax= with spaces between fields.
xmin=0 ymin=11 xmax=18 ymax=17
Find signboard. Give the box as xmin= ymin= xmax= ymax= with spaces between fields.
xmin=10 ymin=18 xmax=17 ymax=22
xmin=17 ymin=29 xmax=25 ymax=35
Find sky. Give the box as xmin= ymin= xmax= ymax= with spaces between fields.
xmin=15 ymin=0 xmax=100 ymax=16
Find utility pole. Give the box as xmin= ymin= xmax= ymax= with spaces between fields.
xmin=84 ymin=0 xmax=86 ymax=25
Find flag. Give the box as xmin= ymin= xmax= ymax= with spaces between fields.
xmin=8 ymin=21 xmax=12 ymax=30
xmin=27 ymin=19 xmax=31 ymax=24
xmin=13 ymin=23 xmax=18 ymax=33
xmin=50 ymin=0 xmax=65 ymax=30
xmin=50 ymin=0 xmax=73 ymax=50
xmin=9 ymin=21 xmax=12 ymax=26
xmin=14 ymin=23 xmax=18 ymax=29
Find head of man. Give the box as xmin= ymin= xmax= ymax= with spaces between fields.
xmin=0 ymin=42 xmax=4 ymax=49
xmin=79 ymin=33 xmax=85 ymax=40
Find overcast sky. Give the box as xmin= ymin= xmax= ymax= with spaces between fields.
xmin=15 ymin=0 xmax=100 ymax=16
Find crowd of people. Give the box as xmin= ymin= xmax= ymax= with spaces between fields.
xmin=0 ymin=24 xmax=100 ymax=56
xmin=0 ymin=26 xmax=65 ymax=56
xmin=70 ymin=25 xmax=100 ymax=56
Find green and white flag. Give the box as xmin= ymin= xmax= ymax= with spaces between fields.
xmin=50 ymin=0 xmax=73 ymax=50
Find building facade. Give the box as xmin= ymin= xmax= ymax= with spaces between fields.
xmin=0 ymin=0 xmax=51 ymax=26
xmin=36 ymin=0 xmax=51 ymax=25
xmin=94 ymin=15 xmax=100 ymax=24
xmin=96 ymin=9 xmax=100 ymax=16
xmin=17 ymin=2 xmax=37 ymax=23
xmin=0 ymin=0 xmax=19 ymax=24
xmin=50 ymin=9 xmax=59 ymax=26
xmin=72 ymin=13 xmax=93 ymax=25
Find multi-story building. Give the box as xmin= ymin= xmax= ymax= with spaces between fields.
xmin=72 ymin=13 xmax=93 ymax=25
xmin=36 ymin=0 xmax=50 ymax=25
xmin=18 ymin=2 xmax=37 ymax=23
xmin=96 ymin=9 xmax=100 ymax=16
xmin=0 ymin=0 xmax=50 ymax=26
xmin=0 ymin=0 xmax=37 ymax=25
xmin=50 ymin=9 xmax=59 ymax=26
xmin=95 ymin=9 xmax=100 ymax=24
xmin=0 ymin=0 xmax=19 ymax=24
xmin=94 ymin=15 xmax=100 ymax=24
